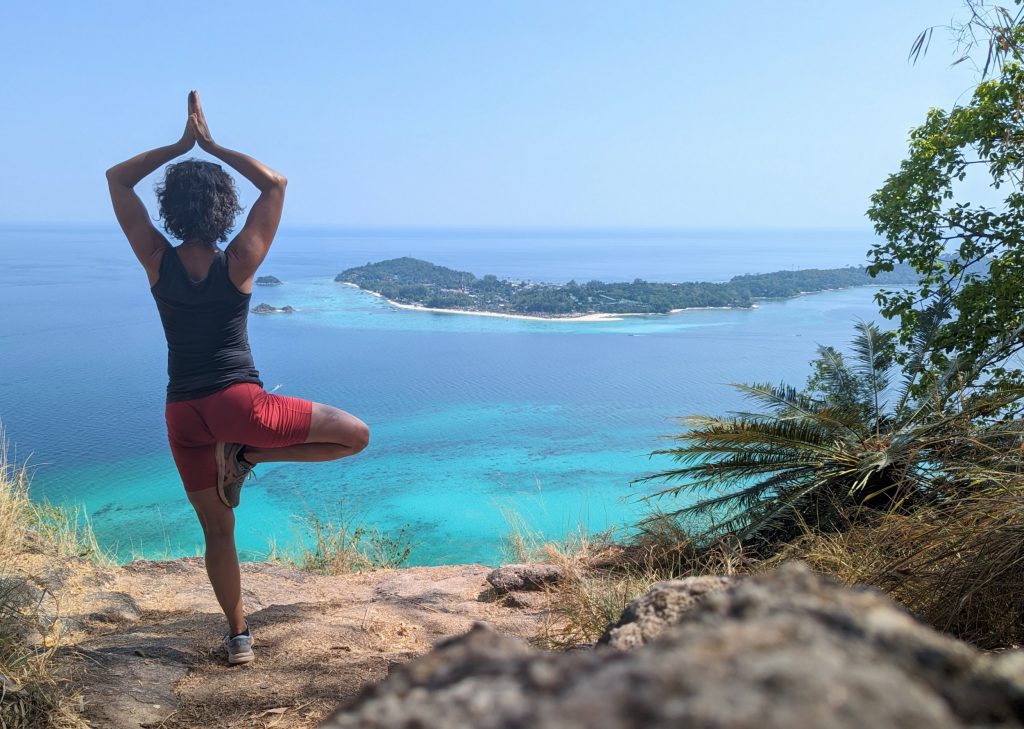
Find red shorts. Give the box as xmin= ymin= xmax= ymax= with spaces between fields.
xmin=165 ymin=382 xmax=314 ymax=493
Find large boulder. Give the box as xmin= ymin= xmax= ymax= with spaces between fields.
xmin=320 ymin=563 xmax=1024 ymax=729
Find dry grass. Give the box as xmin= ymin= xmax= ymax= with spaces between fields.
xmin=0 ymin=440 xmax=33 ymax=563
xmin=532 ymin=563 xmax=660 ymax=649
xmin=906 ymin=489 xmax=1024 ymax=648
xmin=0 ymin=435 xmax=89 ymax=728
xmin=532 ymin=529 xmax=646 ymax=649
xmin=499 ymin=514 xmax=646 ymax=648
xmin=771 ymin=484 xmax=1024 ymax=649
xmin=499 ymin=508 xmax=545 ymax=564
xmin=500 ymin=512 xmax=760 ymax=650
xmin=28 ymin=501 xmax=109 ymax=566
xmin=530 ymin=536 xmax=756 ymax=649
xmin=268 ymin=504 xmax=414 ymax=575
xmin=520 ymin=480 xmax=1024 ymax=652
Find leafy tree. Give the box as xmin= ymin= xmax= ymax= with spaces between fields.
xmin=868 ymin=3 xmax=1024 ymax=401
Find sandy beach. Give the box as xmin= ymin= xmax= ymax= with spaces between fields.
xmin=384 ymin=299 xmax=627 ymax=322
xmin=337 ymin=283 xmax=763 ymax=320
xmin=337 ymin=282 xmax=758 ymax=321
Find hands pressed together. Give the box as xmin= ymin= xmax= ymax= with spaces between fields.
xmin=165 ymin=90 xmax=286 ymax=194
xmin=178 ymin=90 xmax=215 ymax=152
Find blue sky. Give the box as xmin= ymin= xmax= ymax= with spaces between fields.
xmin=0 ymin=1 xmax=983 ymax=228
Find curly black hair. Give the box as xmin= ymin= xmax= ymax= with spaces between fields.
xmin=155 ymin=159 xmax=244 ymax=243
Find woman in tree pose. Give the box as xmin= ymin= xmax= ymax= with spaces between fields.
xmin=106 ymin=91 xmax=370 ymax=665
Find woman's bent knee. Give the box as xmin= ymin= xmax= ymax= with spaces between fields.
xmin=351 ymin=421 xmax=370 ymax=453
xmin=309 ymin=404 xmax=370 ymax=453
xmin=337 ymin=413 xmax=369 ymax=452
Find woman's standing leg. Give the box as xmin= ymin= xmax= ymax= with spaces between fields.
xmin=166 ymin=402 xmax=249 ymax=640
xmin=187 ymin=484 xmax=247 ymax=636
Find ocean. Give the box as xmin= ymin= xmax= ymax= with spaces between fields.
xmin=0 ymin=225 xmax=890 ymax=565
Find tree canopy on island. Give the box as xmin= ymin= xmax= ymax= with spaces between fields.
xmin=336 ymin=256 xmax=919 ymax=316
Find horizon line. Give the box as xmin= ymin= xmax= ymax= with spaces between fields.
xmin=0 ymin=220 xmax=877 ymax=234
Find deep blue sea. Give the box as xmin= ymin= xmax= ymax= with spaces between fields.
xmin=0 ymin=225 xmax=891 ymax=565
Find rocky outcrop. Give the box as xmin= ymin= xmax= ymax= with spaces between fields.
xmin=598 ymin=574 xmax=735 ymax=649
xmin=320 ymin=563 xmax=1024 ymax=729
xmin=251 ymin=302 xmax=296 ymax=314
xmin=486 ymin=564 xmax=562 ymax=592
xmin=255 ymin=275 xmax=283 ymax=285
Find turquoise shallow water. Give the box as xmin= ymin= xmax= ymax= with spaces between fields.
xmin=0 ymin=225 xmax=890 ymax=565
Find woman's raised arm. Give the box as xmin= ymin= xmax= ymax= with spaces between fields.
xmin=106 ymin=105 xmax=194 ymax=284
xmin=188 ymin=91 xmax=287 ymax=290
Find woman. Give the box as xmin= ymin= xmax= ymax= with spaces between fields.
xmin=106 ymin=91 xmax=370 ymax=665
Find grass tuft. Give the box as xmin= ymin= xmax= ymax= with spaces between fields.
xmin=498 ymin=517 xmax=671 ymax=650
xmin=269 ymin=502 xmax=415 ymax=575
xmin=28 ymin=501 xmax=109 ymax=565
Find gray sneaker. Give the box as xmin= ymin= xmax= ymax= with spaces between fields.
xmin=215 ymin=442 xmax=254 ymax=509
xmin=224 ymin=628 xmax=255 ymax=665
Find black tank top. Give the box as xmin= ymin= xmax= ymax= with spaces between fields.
xmin=151 ymin=247 xmax=263 ymax=402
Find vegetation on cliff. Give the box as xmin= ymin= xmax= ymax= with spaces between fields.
xmin=268 ymin=503 xmax=414 ymax=575
xmin=0 ymin=439 xmax=103 ymax=728
xmin=606 ymin=3 xmax=1024 ymax=652
xmin=636 ymin=322 xmax=1024 ymax=553
xmin=336 ymin=257 xmax=920 ymax=316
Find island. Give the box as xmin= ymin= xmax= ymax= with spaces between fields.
xmin=255 ymin=275 xmax=283 ymax=286
xmin=251 ymin=303 xmax=296 ymax=314
xmin=334 ymin=257 xmax=920 ymax=318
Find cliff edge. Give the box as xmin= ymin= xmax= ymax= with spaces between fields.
xmin=13 ymin=542 xmax=1024 ymax=729
xmin=14 ymin=545 xmax=540 ymax=728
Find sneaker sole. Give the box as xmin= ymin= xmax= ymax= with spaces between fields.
xmin=214 ymin=443 xmax=232 ymax=509
xmin=228 ymin=648 xmax=255 ymax=665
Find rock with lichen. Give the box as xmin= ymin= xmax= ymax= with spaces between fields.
xmin=320 ymin=563 xmax=1024 ymax=729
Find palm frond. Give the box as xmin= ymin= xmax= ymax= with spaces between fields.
xmin=732 ymin=382 xmax=867 ymax=436
xmin=732 ymin=382 xmax=823 ymax=418
xmin=849 ymin=321 xmax=895 ymax=425
xmin=734 ymin=476 xmax=833 ymax=544
xmin=809 ymin=345 xmax=858 ymax=402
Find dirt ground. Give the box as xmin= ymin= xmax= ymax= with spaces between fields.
xmin=36 ymin=556 xmax=542 ymax=728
